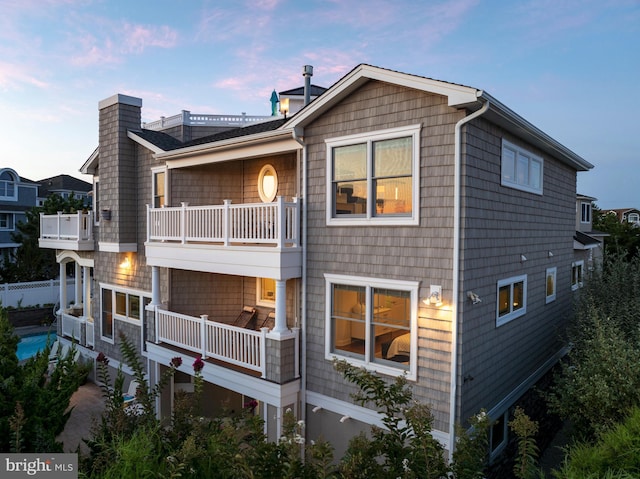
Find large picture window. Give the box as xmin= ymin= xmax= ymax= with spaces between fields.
xmin=100 ymin=285 xmax=151 ymax=342
xmin=325 ymin=274 xmax=418 ymax=380
xmin=501 ymin=140 xmax=543 ymax=195
xmin=326 ymin=125 xmax=420 ymax=225
xmin=496 ymin=275 xmax=527 ymax=326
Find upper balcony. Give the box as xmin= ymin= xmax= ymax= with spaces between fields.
xmin=145 ymin=196 xmax=302 ymax=280
xmin=39 ymin=211 xmax=94 ymax=251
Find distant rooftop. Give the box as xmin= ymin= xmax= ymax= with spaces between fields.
xmin=143 ymin=110 xmax=274 ymax=131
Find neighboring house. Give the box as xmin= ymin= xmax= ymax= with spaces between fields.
xmin=0 ymin=167 xmax=38 ymax=258
xmin=36 ymin=174 xmax=92 ymax=207
xmin=607 ymin=207 xmax=640 ymax=227
xmin=574 ymin=194 xmax=607 ymax=275
xmin=39 ymin=64 xmax=595 ymax=461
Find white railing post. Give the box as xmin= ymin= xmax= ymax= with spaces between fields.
xmin=154 ymin=307 xmax=160 ymax=344
xmin=276 ymin=196 xmax=285 ymax=248
xmin=293 ymin=327 xmax=300 ymax=379
xmin=223 ymin=200 xmax=231 ymax=246
xmin=260 ymin=327 xmax=268 ymax=378
xmin=181 ymin=202 xmax=188 ymax=244
xmin=292 ymin=197 xmax=300 ymax=247
xmin=56 ymin=211 xmax=62 ymax=239
xmin=200 ymin=314 xmax=208 ymax=360
xmin=146 ymin=205 xmax=151 ymax=242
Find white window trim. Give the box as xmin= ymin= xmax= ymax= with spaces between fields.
xmin=93 ymin=176 xmax=100 ymax=226
xmin=501 ymin=139 xmax=543 ymax=195
xmin=257 ymin=164 xmax=278 ymax=203
xmin=545 ymin=267 xmax=557 ymax=304
xmin=571 ymin=260 xmax=584 ymax=291
xmin=325 ymin=124 xmax=421 ymax=226
xmin=151 ymin=166 xmax=168 ymax=208
xmin=496 ymin=274 xmax=528 ymax=327
xmin=324 ymin=273 xmax=419 ymax=381
xmin=256 ymin=277 xmax=276 ymax=307
xmin=580 ymin=202 xmax=591 ymax=224
xmin=100 ymin=283 xmax=151 ymax=330
xmin=489 ymin=411 xmax=509 ymax=461
xmin=0 ymin=212 xmax=15 ymax=231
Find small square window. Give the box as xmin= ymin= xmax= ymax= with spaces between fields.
xmin=496 ymin=275 xmax=527 ymax=326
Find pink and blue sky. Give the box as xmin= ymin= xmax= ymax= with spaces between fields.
xmin=0 ymin=0 xmax=637 ymax=208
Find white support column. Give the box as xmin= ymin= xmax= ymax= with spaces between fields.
xmin=82 ymin=266 xmax=91 ymax=317
xmin=59 ymin=262 xmax=67 ymax=311
xmin=74 ymin=262 xmax=82 ymax=306
xmin=271 ymin=279 xmax=288 ymax=335
xmin=151 ymin=266 xmax=161 ymax=306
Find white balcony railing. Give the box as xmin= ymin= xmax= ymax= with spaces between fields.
xmin=155 ymin=308 xmax=268 ymax=377
xmin=40 ymin=211 xmax=93 ymax=242
xmin=61 ymin=311 xmax=83 ymax=342
xmin=147 ymin=197 xmax=299 ymax=248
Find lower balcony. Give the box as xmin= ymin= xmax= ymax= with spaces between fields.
xmin=152 ymin=308 xmax=299 ymax=384
xmin=60 ymin=309 xmax=95 ymax=348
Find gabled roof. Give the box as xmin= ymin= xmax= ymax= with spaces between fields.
xmin=279 ymin=84 xmax=328 ymax=97
xmin=37 ymin=174 xmax=91 ymax=197
xmin=177 ymin=118 xmax=287 ymax=150
xmin=132 ymin=129 xmax=183 ymax=151
xmin=284 ymin=63 xmax=593 ymax=172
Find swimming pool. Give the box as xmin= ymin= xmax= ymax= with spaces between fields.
xmin=17 ymin=332 xmax=57 ymax=361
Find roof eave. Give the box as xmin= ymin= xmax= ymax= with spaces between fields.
xmin=479 ymin=92 xmax=593 ymax=172
xmin=128 ymin=131 xmax=166 ymax=154
xmin=156 ymin=128 xmax=298 ymax=162
xmin=80 ymin=147 xmax=99 ymax=175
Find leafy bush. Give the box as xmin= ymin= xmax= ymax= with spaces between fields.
xmin=554 ymin=406 xmax=640 ymax=478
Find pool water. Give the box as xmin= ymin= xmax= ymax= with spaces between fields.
xmin=17 ymin=333 xmax=57 ymax=361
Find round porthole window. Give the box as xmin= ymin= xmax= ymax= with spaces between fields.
xmin=258 ymin=164 xmax=278 ymax=203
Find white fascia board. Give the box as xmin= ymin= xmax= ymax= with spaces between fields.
xmin=98 ymin=242 xmax=137 ymax=253
xmin=147 ymin=343 xmax=300 ymax=407
xmin=80 ymin=147 xmax=99 ymax=175
xmin=157 ymin=130 xmax=298 ymax=166
xmin=127 ymin=131 xmax=165 ymax=154
xmin=285 ymin=64 xmax=480 ymax=129
xmin=305 ymin=390 xmax=450 ymax=450
xmin=480 ymin=91 xmax=593 ymax=171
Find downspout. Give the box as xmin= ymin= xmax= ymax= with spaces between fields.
xmin=449 ymin=98 xmax=489 ymax=461
xmin=292 ymin=126 xmax=307 ymax=428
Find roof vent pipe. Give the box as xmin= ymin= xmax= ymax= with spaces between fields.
xmin=303 ymin=65 xmax=313 ymax=106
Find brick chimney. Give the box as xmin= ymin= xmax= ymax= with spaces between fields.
xmin=97 ymin=94 xmax=142 ymax=251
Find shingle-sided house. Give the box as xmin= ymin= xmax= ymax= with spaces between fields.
xmin=39 ymin=64 xmax=594 ymax=459
xmin=36 ymin=174 xmax=92 ymax=207
xmin=607 ymin=207 xmax=640 ymax=227
xmin=0 ymin=167 xmax=39 ymax=258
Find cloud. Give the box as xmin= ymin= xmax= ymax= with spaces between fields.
xmin=0 ymin=61 xmax=49 ymax=90
xmin=70 ymin=21 xmax=179 ymax=66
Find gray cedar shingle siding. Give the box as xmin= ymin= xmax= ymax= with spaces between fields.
xmin=303 ymin=81 xmax=463 ymax=432
xmin=457 ymin=118 xmax=576 ymax=422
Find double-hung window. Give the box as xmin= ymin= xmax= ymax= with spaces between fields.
xmin=152 ymin=167 xmax=167 ymax=208
xmin=325 ymin=274 xmax=418 ymax=380
xmin=546 ymin=267 xmax=557 ymax=304
xmin=501 ymin=140 xmax=543 ymax=194
xmin=496 ymin=275 xmax=527 ymax=326
xmin=326 ymin=125 xmax=420 ymax=225
xmin=0 ymin=213 xmax=14 ymax=230
xmin=581 ymin=202 xmax=591 ymax=224
xmin=571 ymin=261 xmax=584 ymax=291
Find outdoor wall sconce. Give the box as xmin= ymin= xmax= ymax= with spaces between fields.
xmin=423 ymin=285 xmax=443 ymax=306
xmin=548 ymin=251 xmax=554 ymax=257
xmin=120 ymin=255 xmax=132 ymax=270
xmin=279 ymin=97 xmax=289 ymax=118
xmin=467 ymin=291 xmax=482 ymax=304
xmin=520 ymin=254 xmax=527 ymax=262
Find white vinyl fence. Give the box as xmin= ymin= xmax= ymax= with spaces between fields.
xmin=0 ymin=278 xmax=74 ymax=309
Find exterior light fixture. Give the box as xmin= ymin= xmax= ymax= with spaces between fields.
xmin=120 ymin=256 xmax=131 ymax=269
xmin=423 ymin=285 xmax=443 ymax=306
xmin=520 ymin=254 xmax=527 ymax=262
xmin=279 ymin=98 xmax=290 ymax=118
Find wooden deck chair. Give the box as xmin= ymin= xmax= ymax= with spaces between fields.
xmin=232 ymin=306 xmax=257 ymax=329
xmin=257 ymin=311 xmax=275 ymax=331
